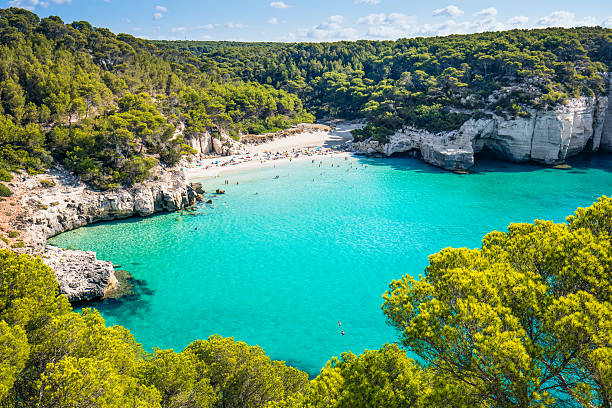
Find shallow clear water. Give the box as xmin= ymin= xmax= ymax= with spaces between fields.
xmin=50 ymin=154 xmax=612 ymax=376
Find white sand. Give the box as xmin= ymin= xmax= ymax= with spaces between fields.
xmin=185 ymin=122 xmax=361 ymax=180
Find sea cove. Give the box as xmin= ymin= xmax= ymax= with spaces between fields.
xmin=50 ymin=154 xmax=612 ymax=376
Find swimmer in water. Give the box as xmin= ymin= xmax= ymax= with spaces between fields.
xmin=341 ymin=331 xmax=345 ymax=336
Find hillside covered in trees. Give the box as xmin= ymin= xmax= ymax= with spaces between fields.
xmin=0 ymin=8 xmax=313 ymax=189
xmin=1 ymin=6 xmax=611 ymax=191
xmin=1 ymin=196 xmax=611 ymax=407
xmin=159 ymin=27 xmax=612 ymax=140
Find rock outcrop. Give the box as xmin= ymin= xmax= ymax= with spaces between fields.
xmin=186 ymin=131 xmax=244 ymax=157
xmin=350 ymin=92 xmax=612 ymax=171
xmin=41 ymin=246 xmax=118 ymax=302
xmin=13 ymin=165 xmax=196 ymax=301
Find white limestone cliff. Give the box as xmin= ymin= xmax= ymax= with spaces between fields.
xmin=351 ymin=94 xmax=611 ymax=171
xmin=186 ymin=131 xmax=244 ymax=157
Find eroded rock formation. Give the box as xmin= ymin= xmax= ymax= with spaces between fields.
xmin=351 ymin=90 xmax=612 ymax=171
xmin=41 ymin=246 xmax=118 ymax=302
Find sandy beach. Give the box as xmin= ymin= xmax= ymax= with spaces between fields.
xmin=184 ymin=122 xmax=361 ymax=180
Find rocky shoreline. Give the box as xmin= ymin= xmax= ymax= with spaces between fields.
xmin=4 ymin=165 xmax=196 ymax=302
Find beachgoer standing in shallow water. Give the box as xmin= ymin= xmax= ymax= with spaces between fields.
xmin=341 ymin=331 xmax=345 ymax=336
xmin=338 ymin=321 xmax=341 ymax=327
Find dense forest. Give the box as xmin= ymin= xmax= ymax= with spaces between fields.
xmin=1 ymin=196 xmax=611 ymax=407
xmin=0 ymin=8 xmax=312 ymax=189
xmin=159 ymin=27 xmax=612 ymax=140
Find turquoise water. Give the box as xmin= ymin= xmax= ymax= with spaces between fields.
xmin=50 ymin=154 xmax=612 ymax=376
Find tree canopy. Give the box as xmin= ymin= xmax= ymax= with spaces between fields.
xmin=382 ymin=196 xmax=612 ymax=408
xmin=1 ymin=7 xmax=610 ymax=188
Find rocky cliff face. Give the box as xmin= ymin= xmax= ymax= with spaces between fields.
xmin=13 ymin=166 xmax=196 ymax=301
xmin=186 ymin=131 xmax=244 ymax=157
xmin=351 ymin=86 xmax=612 ymax=171
xmin=20 ymin=166 xmax=196 ymax=250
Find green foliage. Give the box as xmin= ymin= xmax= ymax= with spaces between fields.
xmin=382 ymin=196 xmax=612 ymax=408
xmin=0 ymin=183 xmax=11 ymax=197
xmin=303 ymin=344 xmax=432 ymax=408
xmin=139 ymin=348 xmax=216 ymax=408
xmin=0 ymin=8 xmax=313 ymax=189
xmin=0 ymin=169 xmax=12 ymax=182
xmin=7 ymin=232 xmax=17 ymax=238
xmin=166 ymin=27 xmax=611 ymax=136
xmin=187 ymin=335 xmax=309 ymax=408
xmin=39 ymin=180 xmax=54 ymax=188
xmin=0 ymin=321 xmax=29 ymax=401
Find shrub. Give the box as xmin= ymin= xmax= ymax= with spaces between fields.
xmin=8 ymin=231 xmax=18 ymax=238
xmin=40 ymin=180 xmax=56 ymax=188
xmin=0 ymin=183 xmax=12 ymax=197
xmin=0 ymin=169 xmax=12 ymax=182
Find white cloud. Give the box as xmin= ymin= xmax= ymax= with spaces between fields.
xmin=537 ymin=11 xmax=574 ymax=26
xmin=226 ymin=22 xmax=246 ymax=29
xmin=357 ymin=12 xmax=417 ymax=38
xmin=153 ymin=5 xmax=167 ymax=20
xmin=270 ymin=1 xmax=290 ymax=8
xmin=507 ymin=16 xmax=529 ymax=26
xmin=268 ymin=17 xmax=278 ymax=24
xmin=328 ymin=15 xmax=344 ymax=24
xmin=171 ymin=27 xmax=185 ymax=33
xmin=8 ymin=0 xmax=71 ymax=9
xmin=354 ymin=0 xmax=381 ymax=4
xmin=432 ymin=5 xmax=464 ymax=18
xmin=537 ymin=11 xmax=597 ymax=27
xmin=422 ymin=20 xmax=473 ymax=36
xmin=295 ymin=15 xmax=358 ymax=41
xmin=197 ymin=24 xmax=217 ymax=30
xmin=474 ymin=7 xmax=498 ymax=18
xmin=357 ymin=13 xmax=385 ymax=25
xmin=289 ymin=7 xmax=608 ymax=42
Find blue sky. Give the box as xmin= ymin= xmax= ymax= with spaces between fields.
xmin=5 ymin=0 xmax=612 ymax=42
